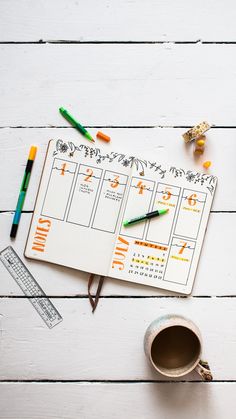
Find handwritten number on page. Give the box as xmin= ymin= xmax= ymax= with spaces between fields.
xmin=84 ymin=168 xmax=93 ymax=182
xmin=162 ymin=187 xmax=172 ymax=200
xmin=60 ymin=163 xmax=67 ymax=176
xmin=137 ymin=181 xmax=146 ymax=194
xmin=187 ymin=193 xmax=197 ymax=206
xmin=179 ymin=241 xmax=187 ymax=255
xmin=111 ymin=175 xmax=120 ymax=188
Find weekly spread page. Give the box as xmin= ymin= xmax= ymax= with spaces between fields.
xmin=109 ymin=154 xmax=217 ymax=294
xmin=25 ymin=139 xmax=132 ymax=275
xmin=25 ymin=139 xmax=217 ymax=294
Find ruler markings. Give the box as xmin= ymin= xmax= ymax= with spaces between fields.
xmin=0 ymin=246 xmax=63 ymax=328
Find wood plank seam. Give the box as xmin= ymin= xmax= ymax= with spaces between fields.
xmin=0 ymin=379 xmax=236 ymax=383
xmin=0 ymin=296 xmax=235 ymax=299
xmin=1 ymin=41 xmax=236 ymax=45
xmin=2 ymin=126 xmax=236 ymax=129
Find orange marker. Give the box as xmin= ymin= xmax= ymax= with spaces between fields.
xmin=96 ymin=131 xmax=111 ymax=142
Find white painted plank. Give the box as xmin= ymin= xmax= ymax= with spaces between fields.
xmin=0 ymin=44 xmax=236 ymax=126
xmin=0 ymin=297 xmax=234 ymax=380
xmin=1 ymin=0 xmax=236 ymax=42
xmin=0 ymin=128 xmax=234 ymax=211
xmin=0 ymin=211 xmax=235 ymax=296
xmin=0 ymin=383 xmax=235 ymax=419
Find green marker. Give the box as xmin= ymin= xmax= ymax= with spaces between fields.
xmin=123 ymin=208 xmax=169 ymax=227
xmin=59 ymin=107 xmax=95 ymax=143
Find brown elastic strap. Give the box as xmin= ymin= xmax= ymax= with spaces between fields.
xmin=88 ymin=274 xmax=105 ymax=312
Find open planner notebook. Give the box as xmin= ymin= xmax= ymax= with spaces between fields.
xmin=25 ymin=139 xmax=217 ymax=294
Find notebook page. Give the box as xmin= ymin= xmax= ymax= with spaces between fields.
xmin=108 ymin=157 xmax=217 ymax=294
xmin=25 ymin=139 xmax=133 ymax=276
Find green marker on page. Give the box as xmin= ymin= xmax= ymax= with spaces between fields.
xmin=59 ymin=107 xmax=95 ymax=143
xmin=123 ymin=208 xmax=169 ymax=227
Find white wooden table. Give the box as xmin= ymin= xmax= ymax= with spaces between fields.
xmin=0 ymin=1 xmax=236 ymax=418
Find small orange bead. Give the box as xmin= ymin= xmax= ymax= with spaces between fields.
xmin=203 ymin=161 xmax=212 ymax=169
xmin=194 ymin=147 xmax=204 ymax=155
xmin=196 ymin=139 xmax=205 ymax=147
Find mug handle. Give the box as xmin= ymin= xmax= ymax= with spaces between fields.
xmin=195 ymin=360 xmax=213 ymax=381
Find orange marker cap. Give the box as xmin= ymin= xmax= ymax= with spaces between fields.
xmin=96 ymin=131 xmax=111 ymax=142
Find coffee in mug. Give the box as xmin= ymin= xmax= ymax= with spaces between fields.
xmin=144 ymin=314 xmax=212 ymax=381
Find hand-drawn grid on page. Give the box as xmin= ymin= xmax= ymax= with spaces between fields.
xmin=91 ymin=171 xmax=128 ymax=233
xmin=66 ymin=164 xmax=103 ymax=227
xmin=163 ymin=237 xmax=196 ymax=285
xmin=174 ymin=189 xmax=207 ymax=240
xmin=145 ymin=182 xmax=181 ymax=245
xmin=41 ymin=158 xmax=77 ymax=221
xmin=119 ymin=177 xmax=155 ymax=240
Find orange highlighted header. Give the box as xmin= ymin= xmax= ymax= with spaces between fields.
xmin=135 ymin=240 xmax=168 ymax=251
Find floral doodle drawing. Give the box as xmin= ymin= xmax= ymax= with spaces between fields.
xmin=52 ymin=140 xmax=216 ymax=192
xmin=53 ymin=140 xmax=150 ymax=175
xmin=148 ymin=161 xmax=166 ymax=178
xmin=169 ymin=167 xmax=217 ymax=194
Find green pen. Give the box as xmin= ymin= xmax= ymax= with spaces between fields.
xmin=59 ymin=107 xmax=95 ymax=143
xmin=10 ymin=146 xmax=37 ymax=238
xmin=123 ymin=208 xmax=169 ymax=227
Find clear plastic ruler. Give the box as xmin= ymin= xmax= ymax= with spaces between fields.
xmin=0 ymin=246 xmax=63 ymax=328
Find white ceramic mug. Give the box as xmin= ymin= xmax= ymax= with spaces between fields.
xmin=144 ymin=314 xmax=213 ymax=381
